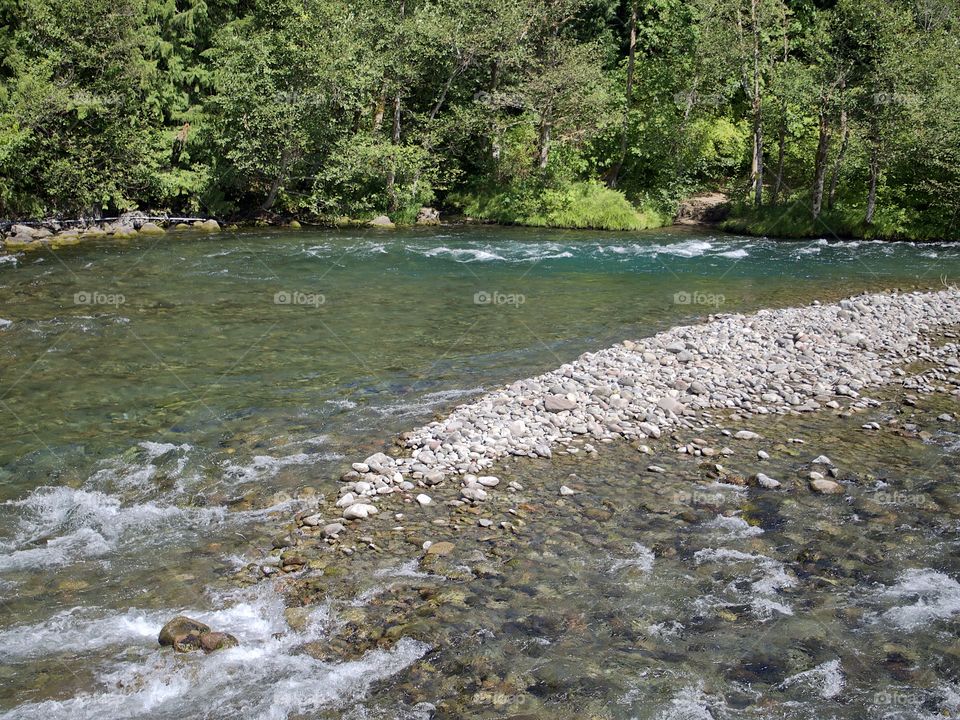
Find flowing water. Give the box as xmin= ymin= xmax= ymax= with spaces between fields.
xmin=1 ymin=225 xmax=959 ymax=718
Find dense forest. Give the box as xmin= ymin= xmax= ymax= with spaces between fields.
xmin=0 ymin=0 xmax=958 ymax=238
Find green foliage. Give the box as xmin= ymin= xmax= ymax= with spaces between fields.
xmin=451 ymin=180 xmax=669 ymax=231
xmin=0 ymin=0 xmax=955 ymax=238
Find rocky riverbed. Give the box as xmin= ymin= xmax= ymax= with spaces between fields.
xmin=234 ymin=351 xmax=960 ymax=718
xmin=267 ymin=289 xmax=960 ymax=548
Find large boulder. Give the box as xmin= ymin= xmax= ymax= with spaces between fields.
xmin=675 ymin=192 xmax=730 ymax=225
xmin=10 ymin=224 xmax=42 ymax=238
xmin=368 ymin=215 xmax=395 ymax=228
xmin=158 ymin=616 xmax=211 ymax=652
xmin=4 ymin=234 xmax=38 ymax=250
xmin=158 ymin=615 xmax=238 ymax=654
xmin=139 ymin=222 xmax=165 ymax=235
xmin=195 ymin=219 xmax=221 ymax=232
xmin=199 ymin=631 xmax=239 ymax=652
xmin=415 ymin=207 xmax=440 ymax=225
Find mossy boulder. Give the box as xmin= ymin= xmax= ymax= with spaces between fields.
xmin=195 ymin=219 xmax=221 ymax=232
xmin=368 ymin=215 xmax=395 ymax=228
xmin=139 ymin=222 xmax=165 ymax=235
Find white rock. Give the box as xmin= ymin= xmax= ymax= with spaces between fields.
xmin=559 ymin=485 xmax=575 ymax=496
xmin=638 ymin=422 xmax=661 ymax=439
xmin=755 ymin=473 xmax=780 ymax=489
xmin=461 ymin=487 xmax=488 ymax=501
xmin=416 ymin=494 xmax=432 ymax=506
xmin=335 ymin=493 xmax=356 ymax=508
xmin=343 ymin=503 xmax=378 ymax=519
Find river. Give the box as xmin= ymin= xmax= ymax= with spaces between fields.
xmin=1 ymin=225 xmax=958 ymax=718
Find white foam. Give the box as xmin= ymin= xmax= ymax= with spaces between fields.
xmin=693 ymin=547 xmax=795 ymax=618
xmin=647 ymin=620 xmax=684 ymax=639
xmin=609 ymin=543 xmax=655 ymax=573
xmin=718 ymin=248 xmax=749 ymax=259
xmin=0 ymin=606 xmax=168 ymax=660
xmin=0 ymin=318 xmax=12 ymax=330
xmin=778 ymin=659 xmax=845 ymax=699
xmin=703 ymin=515 xmax=764 ymax=538
xmin=0 ymin=585 xmax=429 ymax=720
xmin=595 ymin=239 xmax=716 ymax=259
xmin=655 ymin=682 xmax=720 ymax=720
xmin=221 ymin=451 xmax=340 ymax=484
xmin=0 ymin=486 xmax=224 ymax=572
xmin=421 ymin=245 xmax=505 ymax=262
xmin=879 ymin=568 xmax=960 ymax=630
xmin=0 ymin=255 xmax=17 ymax=266
xmin=325 ymin=398 xmax=358 ymax=409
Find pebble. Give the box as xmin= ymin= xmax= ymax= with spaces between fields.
xmin=755 ymin=473 xmax=781 ymax=489
xmin=810 ymin=478 xmax=844 ymax=495
xmin=734 ymin=430 xmax=761 ymax=440
xmin=812 ymin=455 xmax=832 ymax=465
xmin=343 ymin=503 xmax=378 ymax=520
xmin=757 ymin=450 xmax=769 ymax=460
xmin=647 ymin=465 xmax=666 ymax=474
xmin=559 ymin=485 xmax=576 ymax=496
xmin=461 ymin=487 xmax=488 ymax=501
xmin=322 ymin=522 xmax=345 ymax=537
xmin=416 ymin=494 xmax=432 ymax=506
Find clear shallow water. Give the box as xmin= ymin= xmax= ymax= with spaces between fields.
xmin=1 ymin=225 xmax=959 ymax=718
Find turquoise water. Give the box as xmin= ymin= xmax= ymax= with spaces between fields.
xmin=1 ymin=225 xmax=959 ymax=718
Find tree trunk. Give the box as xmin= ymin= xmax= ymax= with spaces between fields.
xmin=827 ymin=106 xmax=848 ymax=210
xmin=385 ymin=0 xmax=405 ymax=212
xmin=261 ymin=147 xmax=292 ymax=212
xmin=386 ymin=94 xmax=402 ymax=212
xmin=537 ymin=114 xmax=551 ymax=170
xmin=490 ymin=60 xmax=501 ymax=166
xmin=811 ymin=107 xmax=831 ymax=220
xmin=750 ymin=0 xmax=763 ymax=207
xmin=865 ymin=138 xmax=880 ymax=226
xmin=606 ymin=1 xmax=637 ymax=189
xmin=771 ymin=33 xmax=789 ymax=205
xmin=772 ymin=111 xmax=787 ymax=204
xmin=372 ymin=85 xmax=387 ymax=133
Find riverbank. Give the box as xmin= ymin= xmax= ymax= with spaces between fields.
xmin=253 ymin=288 xmax=960 ymax=566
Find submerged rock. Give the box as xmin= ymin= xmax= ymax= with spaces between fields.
xmin=810 ymin=478 xmax=844 ymax=495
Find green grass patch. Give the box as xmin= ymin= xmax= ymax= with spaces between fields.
xmin=449 ymin=180 xmax=671 ymax=231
